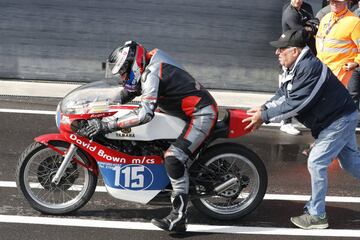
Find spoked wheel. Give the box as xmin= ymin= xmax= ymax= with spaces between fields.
xmin=190 ymin=143 xmax=267 ymax=220
xmin=16 ymin=141 xmax=97 ymax=214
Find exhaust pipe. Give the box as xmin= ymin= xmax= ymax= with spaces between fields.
xmin=214 ymin=177 xmax=238 ymax=194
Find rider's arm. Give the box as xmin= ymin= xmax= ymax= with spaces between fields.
xmin=112 ymin=69 xmax=159 ymax=129
xmin=119 ymin=89 xmax=138 ymax=104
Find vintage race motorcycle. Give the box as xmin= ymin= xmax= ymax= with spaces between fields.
xmin=16 ymin=80 xmax=267 ymax=220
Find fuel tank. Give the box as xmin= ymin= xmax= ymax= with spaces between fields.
xmin=104 ymin=109 xmax=186 ymax=141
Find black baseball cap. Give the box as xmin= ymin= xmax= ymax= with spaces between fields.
xmin=270 ymin=29 xmax=306 ymax=48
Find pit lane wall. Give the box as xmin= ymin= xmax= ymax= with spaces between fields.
xmin=1 ymin=0 xmax=322 ymax=92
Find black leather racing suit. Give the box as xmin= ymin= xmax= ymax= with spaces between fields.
xmin=111 ymin=49 xmax=218 ymax=194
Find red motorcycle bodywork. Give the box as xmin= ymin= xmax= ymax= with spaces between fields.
xmin=227 ymin=109 xmax=251 ymax=138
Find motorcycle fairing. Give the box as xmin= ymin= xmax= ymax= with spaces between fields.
xmin=227 ymin=109 xmax=251 ymax=138
xmin=63 ymin=132 xmax=164 ymax=164
xmin=35 ymin=133 xmax=68 ymax=144
xmin=103 ymin=109 xmax=186 ymax=141
xmin=34 ymin=133 xmax=99 ymax=175
xmin=58 ymin=108 xmax=186 ymax=141
xmin=63 ymin=132 xmax=170 ymax=204
xmin=98 ymin=162 xmax=169 ymax=204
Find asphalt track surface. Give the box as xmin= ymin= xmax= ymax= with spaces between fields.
xmin=0 ymin=96 xmax=360 ymax=240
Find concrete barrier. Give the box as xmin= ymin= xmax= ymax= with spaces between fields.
xmin=0 ymin=0 xmax=323 ymax=92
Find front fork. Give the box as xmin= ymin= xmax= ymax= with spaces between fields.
xmin=51 ymin=143 xmax=78 ymax=185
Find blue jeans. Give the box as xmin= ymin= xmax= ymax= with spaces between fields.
xmin=305 ymin=110 xmax=360 ymax=216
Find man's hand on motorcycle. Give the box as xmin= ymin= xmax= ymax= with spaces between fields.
xmin=78 ymin=119 xmax=111 ymax=138
xmin=246 ymin=106 xmax=262 ymax=114
xmin=242 ymin=108 xmax=263 ymax=132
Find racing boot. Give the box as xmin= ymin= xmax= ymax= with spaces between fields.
xmin=151 ymin=193 xmax=188 ymax=233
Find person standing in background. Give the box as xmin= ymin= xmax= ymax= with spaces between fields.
xmin=354 ymin=1 xmax=360 ymax=13
xmin=349 ymin=0 xmax=360 ymax=11
xmin=316 ymin=0 xmax=360 ymax=87
xmin=282 ymin=0 xmax=318 ymax=54
xmin=355 ymin=0 xmax=360 ymax=14
xmin=347 ymin=0 xmax=360 ymax=117
xmin=279 ymin=0 xmax=318 ymax=135
xmin=316 ymin=0 xmax=358 ymax=21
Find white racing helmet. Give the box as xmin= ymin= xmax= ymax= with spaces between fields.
xmin=107 ymin=41 xmax=146 ymax=91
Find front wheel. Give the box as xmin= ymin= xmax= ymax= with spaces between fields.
xmin=16 ymin=141 xmax=98 ymax=214
xmin=190 ymin=143 xmax=267 ymax=220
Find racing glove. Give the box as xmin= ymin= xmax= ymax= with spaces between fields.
xmin=78 ymin=119 xmax=114 ymax=138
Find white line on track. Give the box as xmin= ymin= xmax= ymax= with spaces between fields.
xmin=264 ymin=193 xmax=360 ymax=203
xmin=0 ymin=181 xmax=107 ymax=192
xmin=0 ymin=108 xmax=55 ymax=115
xmin=1 ymin=180 xmax=359 ymax=203
xmin=0 ymin=214 xmax=360 ymax=237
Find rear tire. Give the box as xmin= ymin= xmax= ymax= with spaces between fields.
xmin=16 ymin=141 xmax=97 ymax=214
xmin=190 ymin=143 xmax=267 ymax=220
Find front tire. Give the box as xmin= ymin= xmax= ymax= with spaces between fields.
xmin=190 ymin=143 xmax=267 ymax=220
xmin=16 ymin=141 xmax=97 ymax=214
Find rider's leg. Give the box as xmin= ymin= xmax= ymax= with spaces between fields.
xmin=151 ymin=146 xmax=189 ymax=233
xmin=151 ymin=105 xmax=217 ymax=232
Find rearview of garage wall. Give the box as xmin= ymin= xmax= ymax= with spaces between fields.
xmin=0 ymin=0 xmax=322 ymax=92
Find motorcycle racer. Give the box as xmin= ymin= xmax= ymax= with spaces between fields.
xmin=80 ymin=40 xmax=218 ymax=233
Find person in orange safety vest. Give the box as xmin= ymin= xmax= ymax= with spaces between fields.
xmin=316 ymin=0 xmax=360 ymax=86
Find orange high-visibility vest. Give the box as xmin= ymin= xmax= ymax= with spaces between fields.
xmin=316 ymin=8 xmax=360 ymax=86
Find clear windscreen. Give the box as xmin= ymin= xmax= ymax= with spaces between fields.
xmin=60 ymin=80 xmax=122 ymax=114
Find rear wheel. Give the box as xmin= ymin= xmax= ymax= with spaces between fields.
xmin=16 ymin=141 xmax=97 ymax=214
xmin=190 ymin=143 xmax=267 ymax=220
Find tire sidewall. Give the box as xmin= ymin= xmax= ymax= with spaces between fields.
xmin=190 ymin=143 xmax=267 ymax=220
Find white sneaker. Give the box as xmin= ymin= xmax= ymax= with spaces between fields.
xmin=280 ymin=123 xmax=301 ymax=135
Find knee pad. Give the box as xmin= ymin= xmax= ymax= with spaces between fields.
xmin=165 ymin=156 xmax=185 ymax=179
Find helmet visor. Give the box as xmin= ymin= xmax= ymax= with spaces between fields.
xmin=108 ymin=46 xmax=131 ymax=75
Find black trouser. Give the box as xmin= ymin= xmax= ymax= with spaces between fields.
xmin=347 ymin=68 xmax=360 ymax=110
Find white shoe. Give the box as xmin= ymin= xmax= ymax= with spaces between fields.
xmin=280 ymin=123 xmax=301 ymax=135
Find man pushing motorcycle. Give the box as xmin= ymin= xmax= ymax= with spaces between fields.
xmin=79 ymin=40 xmax=218 ymax=233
